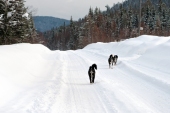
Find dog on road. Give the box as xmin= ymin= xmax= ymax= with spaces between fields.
xmin=108 ymin=54 xmax=114 ymax=68
xmin=88 ymin=64 xmax=97 ymax=83
xmin=113 ymin=55 xmax=118 ymax=65
xmin=108 ymin=54 xmax=118 ymax=68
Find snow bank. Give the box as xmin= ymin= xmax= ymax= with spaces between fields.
xmin=84 ymin=35 xmax=170 ymax=57
xmin=0 ymin=35 xmax=170 ymax=113
xmin=84 ymin=35 xmax=170 ymax=73
xmin=0 ymin=43 xmax=51 ymax=106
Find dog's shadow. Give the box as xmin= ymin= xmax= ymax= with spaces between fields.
xmin=64 ymin=81 xmax=101 ymax=86
xmin=99 ymin=61 xmax=122 ymax=69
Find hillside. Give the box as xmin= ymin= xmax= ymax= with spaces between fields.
xmin=33 ymin=16 xmax=70 ymax=32
xmin=44 ymin=0 xmax=170 ymax=50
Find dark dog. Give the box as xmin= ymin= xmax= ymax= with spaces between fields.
xmin=108 ymin=54 xmax=114 ymax=68
xmin=108 ymin=54 xmax=118 ymax=68
xmin=113 ymin=55 xmax=118 ymax=65
xmin=88 ymin=64 xmax=97 ymax=83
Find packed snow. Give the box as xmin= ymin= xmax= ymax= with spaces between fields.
xmin=0 ymin=35 xmax=170 ymax=113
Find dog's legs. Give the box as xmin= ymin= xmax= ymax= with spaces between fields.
xmin=91 ymin=75 xmax=93 ymax=83
xmin=90 ymin=71 xmax=93 ymax=83
xmin=114 ymin=58 xmax=117 ymax=65
xmin=91 ymin=74 xmax=94 ymax=83
xmin=109 ymin=61 xmax=112 ymax=69
xmin=92 ymin=74 xmax=95 ymax=83
xmin=89 ymin=75 xmax=91 ymax=83
xmin=111 ymin=59 xmax=113 ymax=69
xmin=91 ymin=75 xmax=92 ymax=83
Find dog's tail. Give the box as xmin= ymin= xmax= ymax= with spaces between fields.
xmin=92 ymin=64 xmax=97 ymax=70
xmin=110 ymin=54 xmax=113 ymax=58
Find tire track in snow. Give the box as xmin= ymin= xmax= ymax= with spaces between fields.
xmin=126 ymin=61 xmax=170 ymax=85
xmin=71 ymin=51 xmax=124 ymax=113
xmin=114 ymin=62 xmax=170 ymax=113
xmin=120 ymin=61 xmax=170 ymax=94
xmin=77 ymin=50 xmax=146 ymax=112
xmin=75 ymin=50 xmax=170 ymax=113
xmin=25 ymin=52 xmax=66 ymax=113
xmin=61 ymin=51 xmax=118 ymax=113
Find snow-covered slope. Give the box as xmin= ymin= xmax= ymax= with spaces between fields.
xmin=0 ymin=35 xmax=170 ymax=113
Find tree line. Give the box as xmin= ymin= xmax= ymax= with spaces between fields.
xmin=42 ymin=0 xmax=170 ymax=50
xmin=0 ymin=0 xmax=39 ymax=45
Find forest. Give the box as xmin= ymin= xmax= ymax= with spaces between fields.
xmin=43 ymin=0 xmax=170 ymax=50
xmin=1 ymin=0 xmax=170 ymax=50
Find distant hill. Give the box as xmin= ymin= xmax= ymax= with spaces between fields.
xmin=33 ymin=16 xmax=70 ymax=32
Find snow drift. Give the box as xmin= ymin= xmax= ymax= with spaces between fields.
xmin=0 ymin=35 xmax=170 ymax=113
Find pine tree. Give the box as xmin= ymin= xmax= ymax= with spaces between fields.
xmin=132 ymin=13 xmax=138 ymax=29
xmin=127 ymin=6 xmax=133 ymax=37
xmin=161 ymin=3 xmax=168 ymax=33
xmin=0 ymin=0 xmax=15 ymax=44
xmin=88 ymin=7 xmax=94 ymax=19
xmin=77 ymin=26 xmax=85 ymax=49
xmin=14 ymin=0 xmax=29 ymax=41
xmin=119 ymin=4 xmax=124 ymax=29
xmin=67 ymin=16 xmax=75 ymax=49
xmin=148 ymin=6 xmax=156 ymax=33
xmin=115 ymin=16 xmax=120 ymax=37
xmin=86 ymin=8 xmax=95 ymax=43
xmin=143 ymin=5 xmax=150 ymax=28
xmin=105 ymin=15 xmax=112 ymax=41
xmin=0 ymin=0 xmax=5 ymax=43
xmin=0 ymin=0 xmax=36 ymax=44
xmin=94 ymin=7 xmax=99 ymax=23
xmin=27 ymin=13 xmax=36 ymax=43
xmin=105 ymin=5 xmax=111 ymax=17
xmin=94 ymin=7 xmax=99 ymax=16
xmin=143 ymin=0 xmax=154 ymax=34
xmin=158 ymin=0 xmax=163 ymax=16
xmin=167 ymin=8 xmax=170 ymax=33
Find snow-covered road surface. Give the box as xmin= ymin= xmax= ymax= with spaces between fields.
xmin=0 ymin=35 xmax=170 ymax=113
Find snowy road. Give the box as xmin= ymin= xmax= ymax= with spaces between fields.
xmin=25 ymin=50 xmax=170 ymax=113
xmin=0 ymin=35 xmax=170 ymax=113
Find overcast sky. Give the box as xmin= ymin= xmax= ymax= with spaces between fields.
xmin=25 ymin=0 xmax=122 ymax=20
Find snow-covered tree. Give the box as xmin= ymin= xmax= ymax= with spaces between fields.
xmin=132 ymin=13 xmax=138 ymax=29
xmin=0 ymin=0 xmax=15 ymax=44
xmin=0 ymin=0 xmax=35 ymax=44
xmin=127 ymin=6 xmax=133 ymax=36
xmin=160 ymin=3 xmax=168 ymax=31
